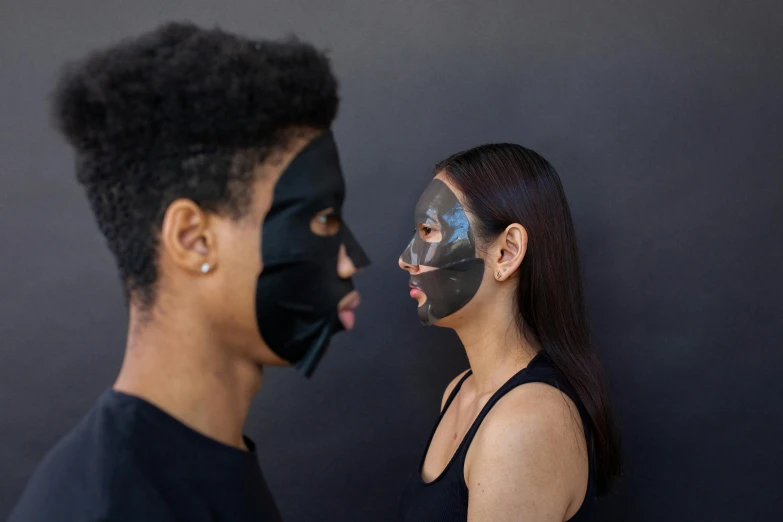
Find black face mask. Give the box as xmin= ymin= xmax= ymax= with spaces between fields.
xmin=255 ymin=131 xmax=370 ymax=377
xmin=400 ymin=178 xmax=485 ymax=326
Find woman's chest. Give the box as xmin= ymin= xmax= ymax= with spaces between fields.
xmin=420 ymin=400 xmax=484 ymax=483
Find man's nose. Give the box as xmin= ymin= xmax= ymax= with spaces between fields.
xmin=337 ymin=244 xmax=358 ymax=279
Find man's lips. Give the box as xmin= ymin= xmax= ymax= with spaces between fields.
xmin=338 ymin=291 xmax=361 ymax=330
xmin=409 ymin=284 xmax=424 ymax=299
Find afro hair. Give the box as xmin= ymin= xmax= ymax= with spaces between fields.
xmin=52 ymin=21 xmax=340 ymax=307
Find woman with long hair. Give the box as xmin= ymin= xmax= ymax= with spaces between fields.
xmin=398 ymin=144 xmax=621 ymax=521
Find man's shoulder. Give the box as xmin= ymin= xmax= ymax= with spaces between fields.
xmin=34 ymin=393 xmax=135 ymax=483
xmin=8 ymin=394 xmax=168 ymax=522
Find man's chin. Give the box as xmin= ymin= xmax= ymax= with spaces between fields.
xmin=250 ymin=337 xmax=290 ymax=367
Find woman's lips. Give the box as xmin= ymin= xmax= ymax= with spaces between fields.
xmin=338 ymin=291 xmax=361 ymax=330
xmin=409 ymin=285 xmax=423 ymax=299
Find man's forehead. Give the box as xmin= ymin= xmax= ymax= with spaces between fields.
xmin=277 ymin=165 xmax=344 ymax=200
xmin=272 ymin=131 xmax=345 ymax=208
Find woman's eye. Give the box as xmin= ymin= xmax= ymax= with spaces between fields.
xmin=417 ymin=224 xmax=441 ymax=242
xmin=418 ymin=225 xmax=435 ymax=238
xmin=318 ymin=216 xmax=328 ymax=225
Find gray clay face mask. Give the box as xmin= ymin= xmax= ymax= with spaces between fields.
xmin=400 ymin=178 xmax=485 ymax=325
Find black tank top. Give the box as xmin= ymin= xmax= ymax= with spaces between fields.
xmin=398 ymin=353 xmax=596 ymax=522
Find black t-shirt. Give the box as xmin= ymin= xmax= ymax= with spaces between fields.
xmin=8 ymin=389 xmax=282 ymax=522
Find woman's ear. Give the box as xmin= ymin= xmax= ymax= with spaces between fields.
xmin=491 ymin=223 xmax=527 ymax=282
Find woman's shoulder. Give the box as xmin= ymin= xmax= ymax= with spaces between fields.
xmin=479 ymin=381 xmax=585 ymax=445
xmin=464 ymin=383 xmax=589 ymax=519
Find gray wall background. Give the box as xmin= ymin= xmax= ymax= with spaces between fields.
xmin=2 ymin=1 xmax=782 ymax=520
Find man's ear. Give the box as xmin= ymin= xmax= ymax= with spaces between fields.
xmin=490 ymin=223 xmax=528 ymax=282
xmin=159 ymin=199 xmax=217 ymax=275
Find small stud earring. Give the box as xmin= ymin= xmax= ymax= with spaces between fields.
xmin=201 ymin=263 xmax=210 ymax=274
xmin=503 ymin=268 xmax=507 ymax=272
xmin=496 ymin=271 xmax=501 ymax=279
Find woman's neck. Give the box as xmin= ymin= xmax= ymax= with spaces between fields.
xmin=114 ymin=305 xmax=262 ymax=450
xmin=453 ymin=296 xmax=539 ymax=395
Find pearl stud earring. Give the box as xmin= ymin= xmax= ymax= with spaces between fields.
xmin=201 ymin=263 xmax=210 ymax=274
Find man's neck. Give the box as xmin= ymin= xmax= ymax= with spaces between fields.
xmin=114 ymin=305 xmax=262 ymax=450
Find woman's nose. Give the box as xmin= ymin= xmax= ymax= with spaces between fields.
xmin=398 ymin=257 xmax=419 ymax=273
xmin=337 ymin=244 xmax=358 ymax=279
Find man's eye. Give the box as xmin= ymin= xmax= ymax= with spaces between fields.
xmin=311 ymin=211 xmax=341 ymax=236
xmin=422 ymin=226 xmax=432 ymax=235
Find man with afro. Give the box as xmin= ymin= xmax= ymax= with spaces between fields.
xmin=9 ymin=21 xmax=369 ymax=522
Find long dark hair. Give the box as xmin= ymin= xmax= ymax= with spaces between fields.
xmin=436 ymin=144 xmax=622 ymax=494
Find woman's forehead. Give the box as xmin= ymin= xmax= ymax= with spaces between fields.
xmin=414 ymin=174 xmax=470 ymax=225
xmin=433 ymin=171 xmax=467 ymax=204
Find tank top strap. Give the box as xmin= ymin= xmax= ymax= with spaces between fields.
xmin=441 ymin=370 xmax=473 ymax=414
xmin=454 ymin=353 xmax=569 ymax=470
